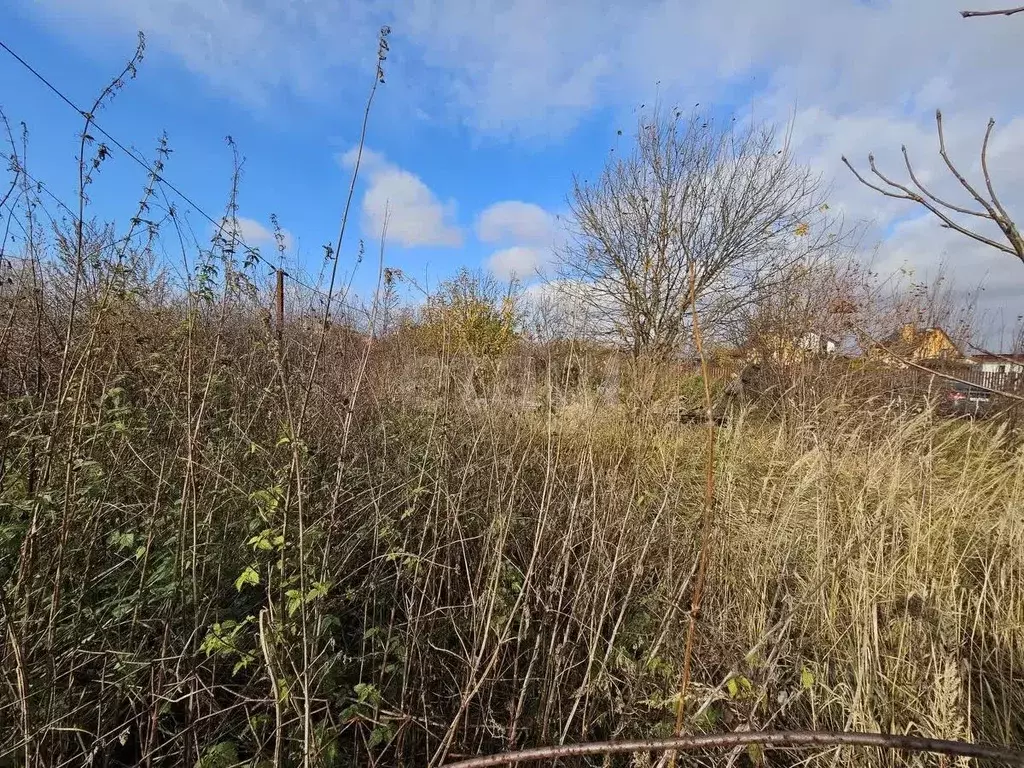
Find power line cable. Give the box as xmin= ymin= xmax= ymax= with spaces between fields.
xmin=0 ymin=37 xmax=330 ymax=298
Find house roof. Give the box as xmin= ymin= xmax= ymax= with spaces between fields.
xmin=879 ymin=325 xmax=936 ymax=344
xmin=876 ymin=325 xmax=962 ymax=358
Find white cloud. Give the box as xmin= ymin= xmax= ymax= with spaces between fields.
xmin=25 ymin=0 xmax=1023 ymax=139
xmin=339 ymin=146 xmax=389 ymax=173
xmin=218 ymin=216 xmax=294 ymax=252
xmin=486 ymin=245 xmax=546 ymax=280
xmin=477 ymin=201 xmax=556 ymax=245
xmin=339 ymin=147 xmax=462 ymax=248
xmin=22 ymin=0 xmax=1024 ymax=327
xmin=477 ymin=202 xmax=566 ymax=279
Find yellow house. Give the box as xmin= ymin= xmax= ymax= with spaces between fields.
xmin=870 ymin=324 xmax=963 ymax=367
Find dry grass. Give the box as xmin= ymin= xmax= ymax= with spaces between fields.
xmin=1 ymin=268 xmax=1022 ymax=767
xmin=0 ymin=39 xmax=1020 ymax=763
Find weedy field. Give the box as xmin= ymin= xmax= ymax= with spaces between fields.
xmin=2 ymin=19 xmax=1023 ymax=766
xmin=1 ymin=265 xmax=1021 ymax=766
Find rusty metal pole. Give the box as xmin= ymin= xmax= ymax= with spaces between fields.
xmin=275 ymin=268 xmax=285 ymax=344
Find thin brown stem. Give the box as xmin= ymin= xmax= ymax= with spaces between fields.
xmin=296 ymin=25 xmax=389 ymax=436
xmin=443 ymin=730 xmax=1024 ymax=768
xmin=667 ymin=260 xmax=716 ymax=768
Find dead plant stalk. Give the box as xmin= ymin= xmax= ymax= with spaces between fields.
xmin=668 ymin=259 xmax=717 ymax=768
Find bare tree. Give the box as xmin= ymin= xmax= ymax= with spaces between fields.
xmin=842 ymin=110 xmax=1023 ymax=264
xmin=841 ymin=6 xmax=1024 ymax=384
xmin=557 ymin=109 xmax=831 ymax=360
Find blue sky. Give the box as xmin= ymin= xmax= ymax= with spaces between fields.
xmin=2 ymin=5 xmax=623 ymax=296
xmin=3 ymin=0 xmax=1024 ymax=335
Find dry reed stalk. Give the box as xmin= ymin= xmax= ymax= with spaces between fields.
xmin=667 ymin=259 xmax=717 ymax=768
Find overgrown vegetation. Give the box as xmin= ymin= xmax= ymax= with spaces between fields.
xmin=1 ymin=24 xmax=1023 ymax=768
xmin=3 ymin=260 xmax=1022 ymax=767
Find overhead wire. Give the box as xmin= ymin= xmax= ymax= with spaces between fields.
xmin=0 ymin=37 xmax=331 ymax=299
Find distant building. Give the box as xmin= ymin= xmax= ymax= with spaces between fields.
xmin=754 ymin=329 xmax=839 ymax=364
xmin=969 ymin=353 xmax=1024 ymax=375
xmin=869 ymin=324 xmax=964 ymax=367
xmin=796 ymin=330 xmax=839 ymax=357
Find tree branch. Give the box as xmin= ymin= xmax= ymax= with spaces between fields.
xmin=443 ymin=730 xmax=1024 ymax=768
xmin=843 ymin=111 xmax=1024 ymax=262
xmin=979 ymin=117 xmax=1024 ymax=254
xmin=864 ymin=153 xmax=1016 ymax=255
xmin=900 ymin=145 xmax=987 ymax=218
xmin=841 ymin=155 xmax=915 ymax=202
xmin=934 ymin=110 xmax=1001 ymax=221
xmin=961 ymin=5 xmax=1024 ymax=17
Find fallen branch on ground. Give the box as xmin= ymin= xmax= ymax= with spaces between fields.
xmin=443 ymin=730 xmax=1024 ymax=767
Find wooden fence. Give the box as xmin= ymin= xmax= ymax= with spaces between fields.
xmin=678 ymin=359 xmax=1024 ymax=397
xmin=896 ymin=365 xmax=1022 ymax=394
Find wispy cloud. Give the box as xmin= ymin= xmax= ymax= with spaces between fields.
xmin=28 ymin=0 xmax=1022 ymax=137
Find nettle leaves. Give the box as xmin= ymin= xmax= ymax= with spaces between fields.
xmin=200 ymin=617 xmax=256 ymax=676
xmin=234 ymin=566 xmax=260 ymax=592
